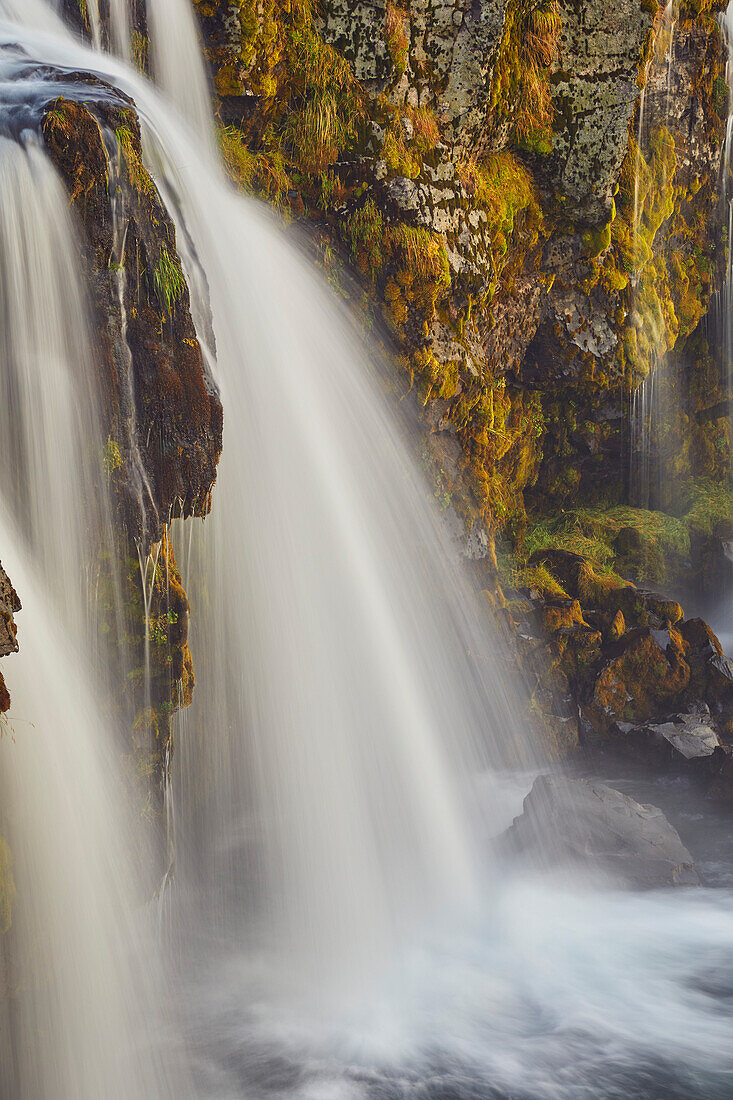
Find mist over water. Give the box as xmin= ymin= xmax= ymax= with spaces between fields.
xmin=0 ymin=2 xmax=731 ymax=1098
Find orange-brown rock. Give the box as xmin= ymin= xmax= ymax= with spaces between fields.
xmin=540 ymin=599 xmax=586 ymax=633
xmin=589 ymin=629 xmax=691 ymax=729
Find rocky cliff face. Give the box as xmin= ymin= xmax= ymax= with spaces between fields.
xmin=188 ymin=0 xmax=727 ymax=556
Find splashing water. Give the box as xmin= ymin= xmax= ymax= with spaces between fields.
xmin=0 ymin=3 xmax=732 ymax=1098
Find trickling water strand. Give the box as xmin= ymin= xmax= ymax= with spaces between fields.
xmin=665 ymin=1 xmax=678 ymax=119
xmin=630 ymin=366 xmax=656 ymax=509
xmin=103 ymin=129 xmax=158 ymax=538
xmin=106 ymin=0 xmax=130 ymax=59
xmin=630 ymin=71 xmax=656 ymax=510
xmin=629 ymin=10 xmax=677 ymax=512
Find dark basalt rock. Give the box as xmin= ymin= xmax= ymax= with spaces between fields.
xmin=37 ymin=75 xmax=222 ymax=544
xmin=503 ymin=773 xmax=699 ymax=888
xmin=0 ymin=561 xmax=20 ymax=714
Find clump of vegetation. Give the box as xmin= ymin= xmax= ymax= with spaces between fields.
xmin=490 ymin=0 xmax=562 ymax=152
xmin=378 ymin=104 xmax=441 ymax=179
xmin=218 ymin=124 xmax=291 ymax=205
xmin=103 ymin=437 xmax=123 ymax=478
xmin=519 ymin=483 xmax=733 ymax=589
xmin=153 ymin=247 xmax=186 ymax=316
xmin=130 ymin=30 xmax=149 ymax=73
xmin=458 ymin=151 xmax=543 ymax=273
xmin=280 ymin=19 xmax=363 ymax=174
xmin=384 ymin=4 xmax=410 ymax=81
xmin=212 ymin=0 xmax=363 ymax=210
xmin=513 ymin=562 xmax=570 ymax=599
xmin=523 ymin=505 xmax=688 ymax=570
xmin=115 ymin=124 xmax=156 ymax=197
xmin=684 ymin=477 xmax=733 ymax=538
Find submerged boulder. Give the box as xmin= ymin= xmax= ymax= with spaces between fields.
xmin=503 ymin=774 xmax=699 ymax=888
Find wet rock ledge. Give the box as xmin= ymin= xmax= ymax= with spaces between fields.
xmin=0 ymin=562 xmax=20 ymax=716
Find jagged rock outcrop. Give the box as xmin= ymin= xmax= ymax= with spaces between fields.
xmin=0 ymin=66 xmax=224 ymax=791
xmin=39 ymin=78 xmax=222 ymax=543
xmin=504 ymin=544 xmax=733 ymax=798
xmin=548 ymin=0 xmax=654 ymax=223
xmin=0 ymin=562 xmax=20 ymax=715
xmin=503 ymin=773 xmax=700 ymax=887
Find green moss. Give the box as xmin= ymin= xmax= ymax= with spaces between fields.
xmin=103 ymin=437 xmax=123 ymax=478
xmin=218 ymin=123 xmax=291 ymax=204
xmin=582 ymin=215 xmax=613 ymax=259
xmin=457 ymin=151 xmax=543 ymax=276
xmin=130 ymin=30 xmax=149 ymax=73
xmin=211 ymin=1 xmax=362 ymax=211
xmin=521 ymin=487 xmax=733 ymax=589
xmin=513 ymin=563 xmax=569 ymax=598
xmin=683 ymin=477 xmax=733 ymax=537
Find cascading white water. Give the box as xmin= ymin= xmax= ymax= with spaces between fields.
xmin=0 ymin=109 xmax=187 ymax=1098
xmin=0 ymin=136 xmax=98 ymax=586
xmin=144 ymin=0 xmax=213 ymax=151
xmin=0 ymin=509 xmax=191 ymax=1100
xmin=1 ymin=4 xmax=733 ymax=1097
xmin=5 ymin=0 xmax=528 ymax=995
xmin=89 ymin=0 xmax=214 ymax=149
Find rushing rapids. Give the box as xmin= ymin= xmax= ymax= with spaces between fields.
xmin=0 ymin=2 xmax=732 ymax=1098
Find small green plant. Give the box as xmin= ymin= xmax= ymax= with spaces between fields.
xmin=115 ymin=125 xmax=156 ymax=197
xmin=153 ymin=247 xmax=186 ymax=316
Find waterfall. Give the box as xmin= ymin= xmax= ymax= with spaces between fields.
xmin=129 ymin=50 xmax=527 ymax=998
xmin=0 ymin=3 xmax=732 ymax=1097
xmin=0 ymin=0 xmax=530 ymax=1002
xmin=87 ymin=0 xmax=214 ymax=150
